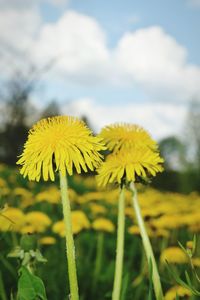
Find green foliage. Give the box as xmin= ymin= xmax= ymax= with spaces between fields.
xmin=17 ymin=267 xmax=47 ymax=300
xmin=166 ymin=236 xmax=200 ymax=298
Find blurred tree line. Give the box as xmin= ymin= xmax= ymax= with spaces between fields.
xmin=0 ymin=72 xmax=200 ymax=193
xmin=152 ymin=100 xmax=200 ymax=193
xmin=0 ymin=69 xmax=60 ymax=165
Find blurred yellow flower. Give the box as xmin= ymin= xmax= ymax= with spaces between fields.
xmin=0 ymin=178 xmax=7 ymax=188
xmin=99 ymin=123 xmax=157 ymax=153
xmin=17 ymin=116 xmax=105 ymax=181
xmin=165 ymin=285 xmax=191 ymax=300
xmin=20 ymin=225 xmax=35 ymax=234
xmin=13 ymin=187 xmax=32 ymax=198
xmin=13 ymin=187 xmax=34 ymax=208
xmin=23 ymin=211 xmax=52 ymax=233
xmin=0 ymin=207 xmax=25 ymax=232
xmin=89 ymin=203 xmax=107 ymax=215
xmin=52 ymin=221 xmax=65 ymax=237
xmin=36 ymin=186 xmax=60 ymax=204
xmin=97 ymin=148 xmax=163 ymax=186
xmin=160 ymin=247 xmax=189 ymax=264
xmin=72 ymin=211 xmax=90 ymax=234
xmin=191 ymin=258 xmax=200 ymax=267
xmin=150 ymin=215 xmax=185 ymax=230
xmin=128 ymin=225 xmax=140 ymax=235
xmin=92 ymin=218 xmax=115 ymax=232
xmin=186 ymin=240 xmax=194 ymax=250
xmin=125 ymin=207 xmax=135 ymax=218
xmin=53 ymin=211 xmax=90 ymax=236
xmin=39 ymin=236 xmax=56 ymax=245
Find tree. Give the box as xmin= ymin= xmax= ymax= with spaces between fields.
xmin=159 ymin=136 xmax=186 ymax=171
xmin=40 ymin=100 xmax=60 ymax=119
xmin=185 ymin=100 xmax=200 ymax=169
xmin=0 ymin=71 xmax=36 ymax=164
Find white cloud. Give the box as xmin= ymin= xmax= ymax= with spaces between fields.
xmin=0 ymin=0 xmax=41 ymax=75
xmin=32 ymin=19 xmax=200 ymax=101
xmin=32 ymin=11 xmax=110 ymax=83
xmin=62 ymin=98 xmax=187 ymax=140
xmin=114 ymin=26 xmax=200 ymax=101
xmin=0 ymin=3 xmax=200 ymax=105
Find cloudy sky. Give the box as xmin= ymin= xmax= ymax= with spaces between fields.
xmin=0 ymin=0 xmax=200 ymax=139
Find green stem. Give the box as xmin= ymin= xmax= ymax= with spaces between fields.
xmin=112 ymin=186 xmax=125 ymax=300
xmin=0 ymin=271 xmax=7 ymax=300
xmin=59 ymin=172 xmax=79 ymax=300
xmin=93 ymin=232 xmax=104 ymax=293
xmin=130 ymin=182 xmax=164 ymax=300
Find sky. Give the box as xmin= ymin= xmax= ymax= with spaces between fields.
xmin=0 ymin=0 xmax=200 ymax=140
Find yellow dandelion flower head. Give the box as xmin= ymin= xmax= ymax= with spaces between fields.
xmin=89 ymin=203 xmax=107 ymax=215
xmin=52 ymin=220 xmax=65 ymax=237
xmin=39 ymin=236 xmax=56 ymax=245
xmin=71 ymin=211 xmax=90 ymax=234
xmin=96 ymin=148 xmax=164 ymax=187
xmin=20 ymin=225 xmax=35 ymax=234
xmin=160 ymin=247 xmax=189 ymax=264
xmin=13 ymin=187 xmax=32 ymax=198
xmin=17 ymin=116 xmax=105 ymax=181
xmin=53 ymin=211 xmax=90 ymax=236
xmin=191 ymin=258 xmax=200 ymax=267
xmin=99 ymin=123 xmax=157 ymax=153
xmin=35 ymin=186 xmax=60 ymax=204
xmin=186 ymin=240 xmax=194 ymax=250
xmin=24 ymin=211 xmax=51 ymax=233
xmin=165 ymin=285 xmax=191 ymax=300
xmin=128 ymin=225 xmax=140 ymax=235
xmin=92 ymin=218 xmax=115 ymax=232
xmin=0 ymin=207 xmax=25 ymax=232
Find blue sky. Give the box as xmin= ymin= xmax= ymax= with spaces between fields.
xmin=0 ymin=0 xmax=200 ymax=139
xmin=40 ymin=0 xmax=200 ymax=63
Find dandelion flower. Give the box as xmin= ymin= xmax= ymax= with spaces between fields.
xmin=160 ymin=247 xmax=189 ymax=264
xmin=97 ymin=148 xmax=163 ymax=187
xmin=23 ymin=211 xmax=52 ymax=233
xmin=92 ymin=218 xmax=115 ymax=233
xmin=99 ymin=123 xmax=157 ymax=153
xmin=39 ymin=236 xmax=56 ymax=245
xmin=0 ymin=207 xmax=25 ymax=232
xmin=89 ymin=203 xmax=107 ymax=215
xmin=53 ymin=211 xmax=90 ymax=236
xmin=17 ymin=116 xmax=105 ymax=181
xmin=165 ymin=285 xmax=191 ymax=300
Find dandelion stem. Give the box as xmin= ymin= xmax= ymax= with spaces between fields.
xmin=112 ymin=186 xmax=125 ymax=300
xmin=59 ymin=172 xmax=79 ymax=300
xmin=93 ymin=232 xmax=104 ymax=294
xmin=130 ymin=182 xmax=164 ymax=300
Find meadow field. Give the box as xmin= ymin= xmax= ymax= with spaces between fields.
xmin=0 ymin=163 xmax=200 ymax=300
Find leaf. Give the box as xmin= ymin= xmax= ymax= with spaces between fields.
xmin=166 ymin=262 xmax=200 ymax=296
xmin=177 ymin=241 xmax=190 ymax=258
xmin=17 ymin=266 xmax=47 ymax=300
xmin=7 ymin=247 xmax=23 ymax=258
xmin=192 ymin=234 xmax=197 ymax=255
xmin=175 ymin=294 xmax=180 ymax=300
